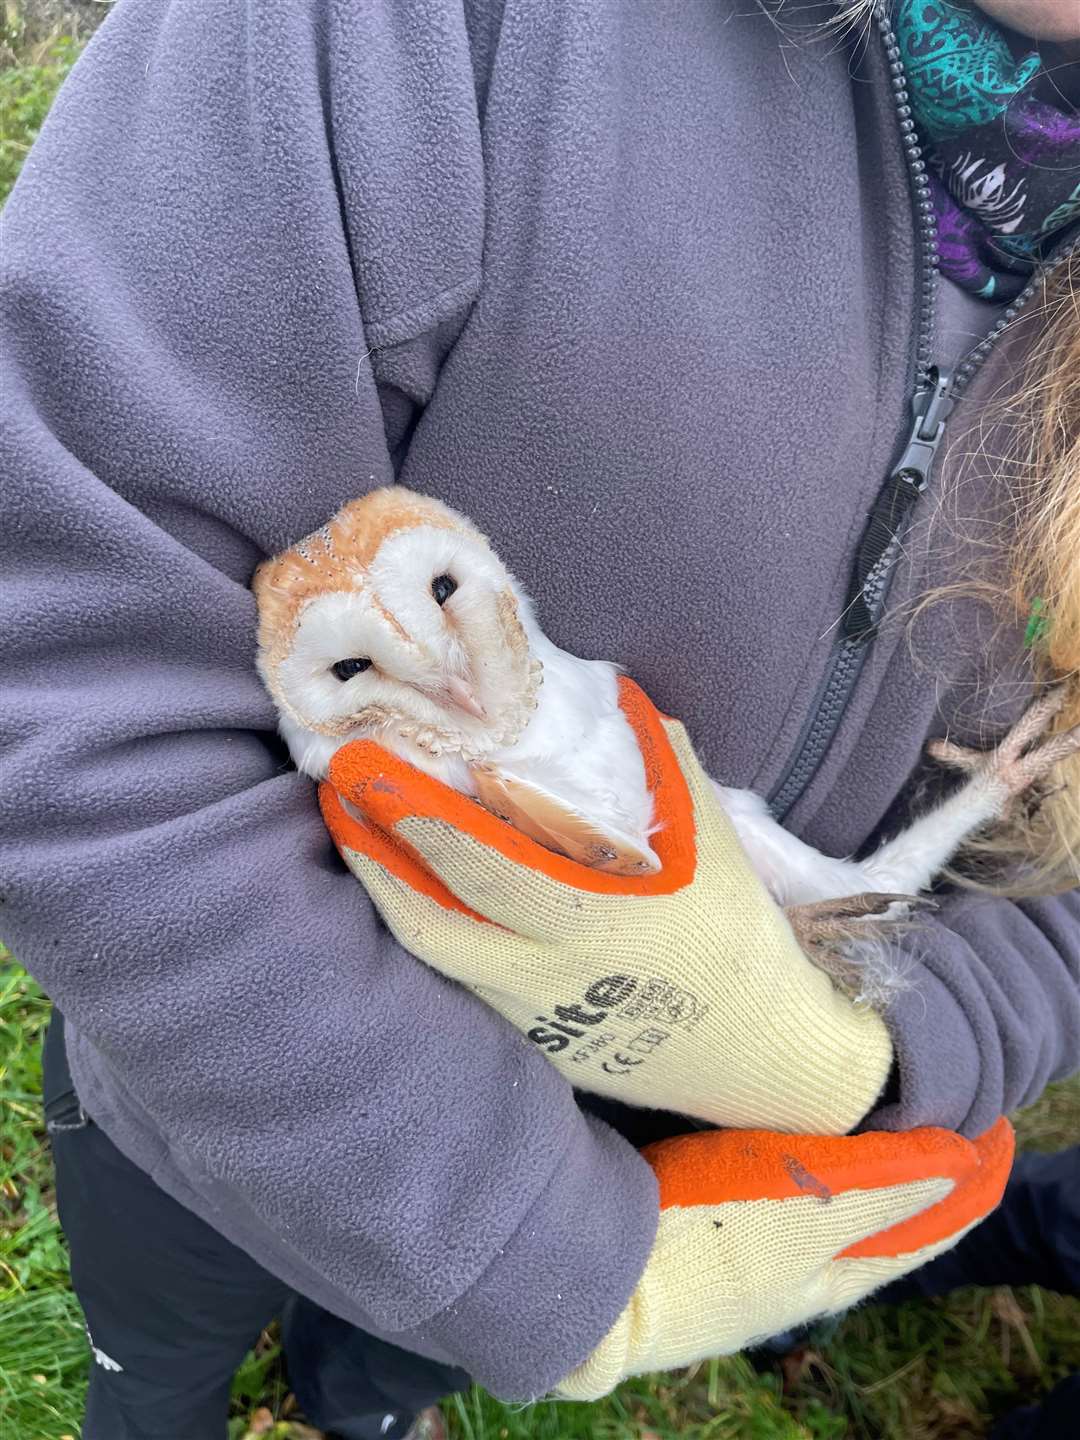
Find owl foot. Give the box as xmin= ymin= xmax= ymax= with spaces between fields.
xmin=784 ymin=892 xmax=931 ymax=947
xmin=784 ymin=893 xmax=935 ymax=1004
xmin=927 ymin=689 xmax=1080 ymax=810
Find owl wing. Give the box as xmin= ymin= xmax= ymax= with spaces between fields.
xmin=470 ymin=762 xmax=660 ymax=876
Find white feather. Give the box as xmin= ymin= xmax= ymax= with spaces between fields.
xmin=259 ymin=488 xmax=1037 ymax=986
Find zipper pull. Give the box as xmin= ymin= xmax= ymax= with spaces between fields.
xmin=843 ymin=367 xmax=954 ymax=642
xmin=892 ymin=367 xmax=954 ymax=492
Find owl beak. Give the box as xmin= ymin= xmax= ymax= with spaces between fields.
xmin=427 ymin=673 xmax=487 ymax=720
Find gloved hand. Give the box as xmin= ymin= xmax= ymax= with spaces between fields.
xmin=321 ymin=679 xmax=893 ymax=1134
xmin=557 ymin=1117 xmax=1014 ymax=1398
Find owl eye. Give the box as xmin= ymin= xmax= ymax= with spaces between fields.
xmin=331 ymin=657 xmax=372 ymax=682
xmin=431 ymin=573 xmax=458 ymax=607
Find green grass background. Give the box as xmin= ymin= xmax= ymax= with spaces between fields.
xmin=2 ymin=5 xmax=1078 ymax=1437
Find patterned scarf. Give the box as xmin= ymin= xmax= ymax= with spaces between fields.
xmin=896 ymin=0 xmax=1080 ymax=299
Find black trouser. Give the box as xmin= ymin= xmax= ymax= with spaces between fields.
xmin=43 ymin=1013 xmax=468 ymax=1440
xmin=879 ymin=1143 xmax=1080 ymax=1440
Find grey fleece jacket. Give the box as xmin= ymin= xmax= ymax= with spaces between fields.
xmin=2 ymin=0 xmax=1078 ymax=1401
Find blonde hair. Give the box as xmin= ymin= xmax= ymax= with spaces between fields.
xmin=755 ymin=0 xmax=878 ymax=43
xmin=966 ymin=262 xmax=1080 ymax=895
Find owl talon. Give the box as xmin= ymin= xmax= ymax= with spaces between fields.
xmin=928 ymin=689 xmax=1080 ymax=803
xmin=784 ymin=892 xmax=926 ymax=952
xmin=783 ymin=893 xmax=929 ymax=1002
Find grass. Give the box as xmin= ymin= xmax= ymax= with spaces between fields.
xmin=0 ymin=1 xmax=99 ymax=202
xmin=2 ymin=9 xmax=1079 ymax=1439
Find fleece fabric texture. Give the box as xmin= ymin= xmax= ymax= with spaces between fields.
xmin=1 ymin=0 xmax=1077 ymax=1401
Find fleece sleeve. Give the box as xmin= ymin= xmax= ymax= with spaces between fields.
xmin=0 ymin=0 xmax=657 ymax=1400
xmin=867 ymin=888 xmax=1080 ymax=1138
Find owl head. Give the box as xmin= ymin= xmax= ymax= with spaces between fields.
xmin=253 ymin=487 xmax=543 ymax=778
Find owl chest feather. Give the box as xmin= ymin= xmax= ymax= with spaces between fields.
xmin=364 ymin=641 xmax=654 ymax=848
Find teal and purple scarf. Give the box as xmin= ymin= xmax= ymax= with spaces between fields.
xmin=897 ymin=0 xmax=1080 ymax=299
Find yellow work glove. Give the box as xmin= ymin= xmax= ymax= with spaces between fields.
xmin=558 ymin=1117 xmax=1014 ymax=1398
xmin=322 ymin=678 xmax=892 ymax=1134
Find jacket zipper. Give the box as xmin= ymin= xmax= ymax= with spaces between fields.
xmin=766 ymin=3 xmax=1075 ymax=821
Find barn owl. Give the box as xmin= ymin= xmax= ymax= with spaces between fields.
xmin=254 ymin=487 xmax=1080 ymax=993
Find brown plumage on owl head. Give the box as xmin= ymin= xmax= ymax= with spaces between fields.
xmin=253 ymin=487 xmax=543 ymax=780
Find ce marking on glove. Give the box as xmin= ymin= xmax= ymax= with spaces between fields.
xmin=602 ymin=1052 xmax=645 ymax=1076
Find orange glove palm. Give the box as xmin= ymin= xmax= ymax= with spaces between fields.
xmin=558 ymin=1118 xmax=1014 ymax=1397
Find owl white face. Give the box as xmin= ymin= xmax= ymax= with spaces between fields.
xmin=267 ymin=522 xmax=539 ymax=775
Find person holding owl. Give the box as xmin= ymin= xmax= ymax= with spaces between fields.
xmin=2 ymin=2 xmax=1079 ymax=1438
